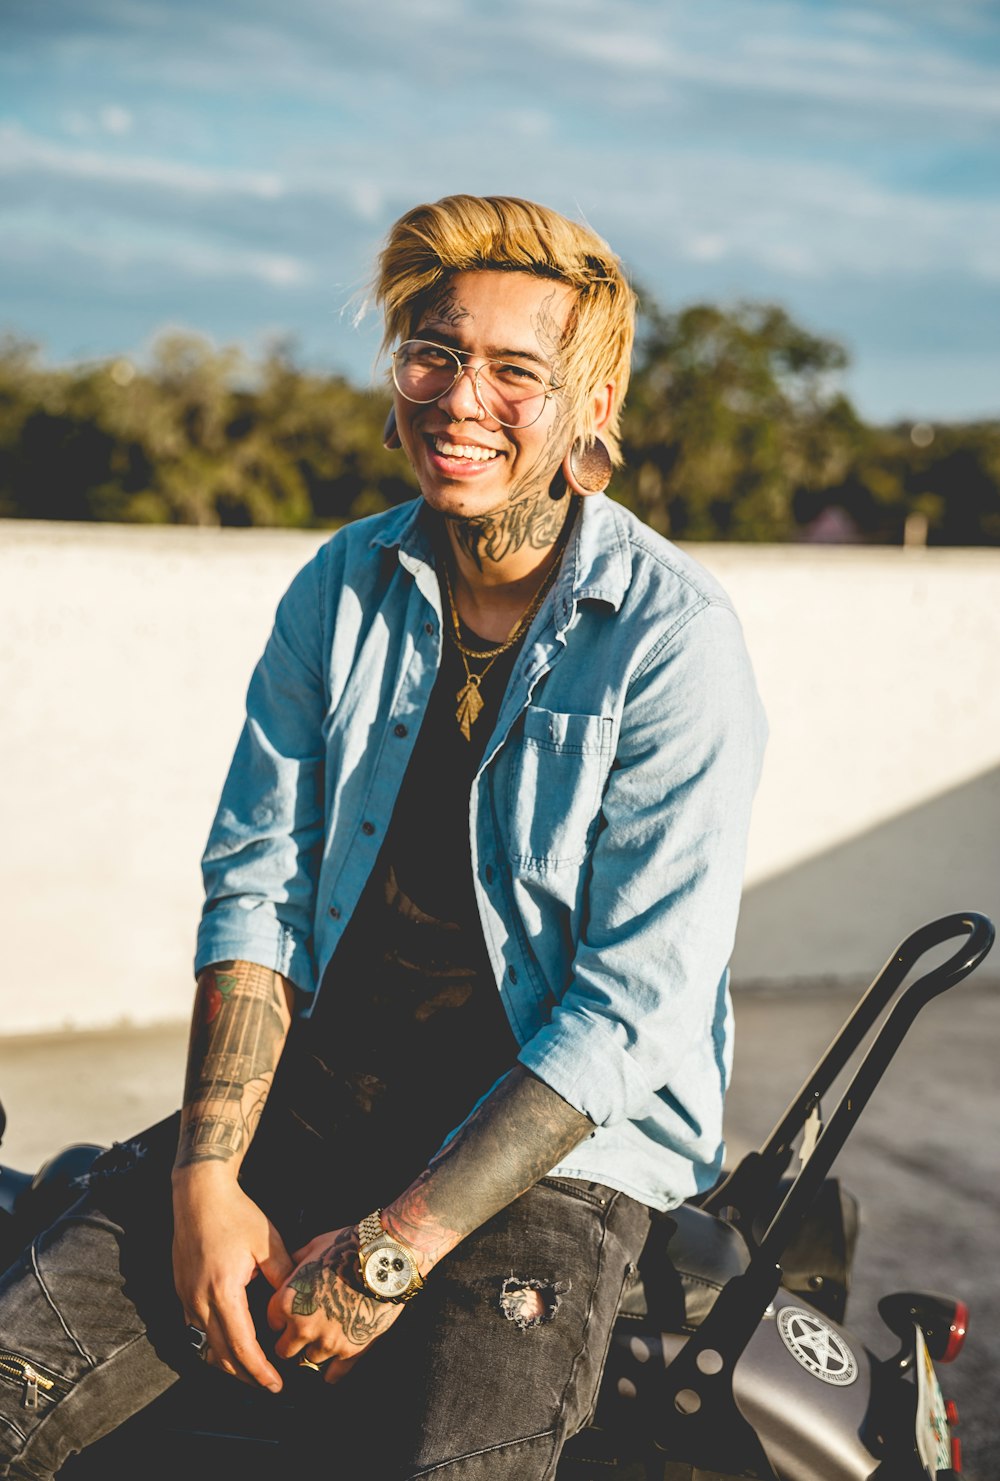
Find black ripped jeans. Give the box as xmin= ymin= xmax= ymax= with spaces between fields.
xmin=0 ymin=1115 xmax=650 ymax=1479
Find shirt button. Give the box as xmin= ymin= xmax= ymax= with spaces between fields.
xmin=394 ymin=723 xmax=408 ymax=738
xmin=484 ymin=865 xmax=494 ymax=884
xmin=508 ymin=965 xmax=518 ymax=984
xmin=328 ymin=905 xmax=341 ymax=920
xmin=424 ymin=621 xmax=435 ymax=635
xmin=361 ymin=821 xmax=375 ymax=836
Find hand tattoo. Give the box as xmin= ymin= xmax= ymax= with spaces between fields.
xmin=288 ymin=1229 xmax=395 ymax=1347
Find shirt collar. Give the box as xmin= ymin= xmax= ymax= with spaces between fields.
xmin=369 ymin=493 xmax=631 ymax=620
xmin=560 ymin=492 xmax=630 ymax=616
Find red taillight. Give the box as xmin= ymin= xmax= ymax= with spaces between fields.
xmin=878 ymin=1290 xmax=968 ymax=1362
xmin=941 ymin=1299 xmax=968 ymax=1363
xmin=945 ymin=1399 xmax=959 ymax=1425
xmin=951 ymin=1435 xmax=962 ymax=1472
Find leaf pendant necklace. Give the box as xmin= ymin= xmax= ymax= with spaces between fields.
xmin=440 ymin=505 xmax=575 ymax=740
xmin=455 ymin=671 xmax=486 ymax=742
xmin=442 ymin=566 xmax=549 ymax=741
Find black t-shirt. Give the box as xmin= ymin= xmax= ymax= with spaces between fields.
xmin=254 ymin=608 xmax=524 ymax=1221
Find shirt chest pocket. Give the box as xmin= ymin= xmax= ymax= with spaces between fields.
xmin=506 ymin=707 xmax=614 ymax=869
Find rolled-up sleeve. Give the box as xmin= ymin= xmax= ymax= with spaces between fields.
xmin=195 ymin=548 xmax=329 ymax=997
xmin=518 ymin=601 xmax=767 ymax=1130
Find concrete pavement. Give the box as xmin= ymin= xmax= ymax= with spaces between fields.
xmin=2 ymin=978 xmax=997 ymax=1475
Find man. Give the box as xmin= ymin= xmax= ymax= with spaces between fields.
xmin=0 ymin=195 xmax=766 ymax=1478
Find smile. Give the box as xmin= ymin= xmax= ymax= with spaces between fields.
xmin=430 ymin=436 xmax=501 ymax=463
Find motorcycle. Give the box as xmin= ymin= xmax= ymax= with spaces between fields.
xmin=0 ymin=911 xmax=992 ymax=1480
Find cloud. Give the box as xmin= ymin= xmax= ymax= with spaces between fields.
xmin=5 ymin=112 xmax=999 ymax=300
xmin=686 ymin=234 xmax=729 ymax=264
xmin=62 ymin=110 xmax=91 ymax=136
xmin=0 ymin=212 xmax=310 ymax=290
xmin=2 ymin=0 xmax=998 ymax=421
xmin=0 ymin=123 xmax=284 ymax=199
xmin=20 ymin=0 xmax=995 ymax=126
xmin=602 ymin=148 xmax=1000 ymax=284
xmin=99 ymin=104 xmax=132 ymax=135
xmin=58 ymin=104 xmax=133 ymax=138
xmin=543 ymin=3 xmax=1000 ymax=120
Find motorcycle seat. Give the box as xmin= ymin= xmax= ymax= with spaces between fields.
xmin=618 ymin=1203 xmax=750 ymax=1331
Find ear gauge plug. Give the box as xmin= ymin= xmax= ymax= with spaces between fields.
xmin=563 ymin=437 xmax=612 ymax=495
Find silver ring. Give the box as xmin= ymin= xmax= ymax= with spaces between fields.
xmin=185 ymin=1324 xmax=208 ymax=1356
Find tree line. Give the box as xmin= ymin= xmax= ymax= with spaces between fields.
xmin=1 ymin=301 xmax=998 ymax=544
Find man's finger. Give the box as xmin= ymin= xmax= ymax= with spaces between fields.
xmin=322 ymin=1353 xmax=361 ymax=1385
xmin=201 ymin=1316 xmax=241 ymax=1379
xmin=272 ymin=1322 xmax=309 ymax=1361
xmin=265 ymin=1282 xmax=290 ymax=1333
xmin=258 ymin=1224 xmax=295 ymax=1289
xmin=290 ymin=1236 xmax=326 ymax=1265
xmin=213 ymin=1293 xmax=283 ymax=1392
xmin=201 ymin=1345 xmax=238 ymax=1378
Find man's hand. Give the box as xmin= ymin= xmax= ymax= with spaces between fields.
xmin=171 ymin=958 xmax=296 ymax=1389
xmin=267 ymin=1226 xmax=405 ymax=1385
xmin=172 ymin=1167 xmax=294 ymax=1391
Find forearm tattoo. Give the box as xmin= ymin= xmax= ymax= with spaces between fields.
xmin=384 ymin=1065 xmax=592 ymax=1265
xmin=175 ymin=959 xmax=290 ymax=1169
xmin=289 ymin=1228 xmax=396 ymax=1347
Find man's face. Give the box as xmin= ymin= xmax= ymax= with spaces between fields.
xmin=393 ymin=269 xmax=575 ymax=523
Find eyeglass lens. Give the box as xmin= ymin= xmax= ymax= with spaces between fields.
xmin=393 ymin=341 xmax=550 ymax=428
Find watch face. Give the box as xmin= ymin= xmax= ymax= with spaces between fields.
xmin=364 ymin=1244 xmax=414 ymax=1299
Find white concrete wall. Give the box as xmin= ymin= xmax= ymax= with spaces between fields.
xmin=2 ymin=519 xmax=998 ymax=1033
xmin=707 ymin=544 xmax=1000 ymax=983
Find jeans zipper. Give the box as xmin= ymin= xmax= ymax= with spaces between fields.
xmin=0 ymin=1350 xmax=68 ymax=1409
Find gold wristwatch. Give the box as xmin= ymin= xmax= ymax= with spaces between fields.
xmin=357 ymin=1210 xmax=424 ymax=1304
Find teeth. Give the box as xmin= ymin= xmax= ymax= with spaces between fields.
xmin=433 ymin=437 xmax=499 ymax=462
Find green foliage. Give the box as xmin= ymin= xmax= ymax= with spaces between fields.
xmin=619 ymin=300 xmax=860 ymax=540
xmin=611 ymin=297 xmax=1000 ymax=544
xmin=0 ymin=331 xmax=418 ymax=528
xmin=1 ymin=309 xmax=998 ymax=544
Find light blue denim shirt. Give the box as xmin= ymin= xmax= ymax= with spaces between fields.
xmin=196 ymin=493 xmax=767 ymax=1211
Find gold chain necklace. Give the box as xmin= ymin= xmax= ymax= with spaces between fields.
xmin=441 ymin=517 xmax=573 ymax=741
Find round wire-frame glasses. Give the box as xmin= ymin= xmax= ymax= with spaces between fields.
xmin=391 ymin=338 xmax=561 ymax=429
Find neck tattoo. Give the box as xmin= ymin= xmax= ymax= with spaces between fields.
xmin=441 ymin=507 xmax=576 ymax=741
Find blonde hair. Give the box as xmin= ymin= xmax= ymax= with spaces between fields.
xmin=375 ymin=195 xmax=636 ymax=463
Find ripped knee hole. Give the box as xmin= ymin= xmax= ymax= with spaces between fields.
xmin=498 ymin=1276 xmax=569 ymax=1330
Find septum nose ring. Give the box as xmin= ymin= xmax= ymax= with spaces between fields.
xmin=440 ymin=396 xmax=485 ymax=424
xmin=438 ymin=365 xmax=486 ymax=422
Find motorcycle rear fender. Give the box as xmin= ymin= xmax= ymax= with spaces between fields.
xmin=602 ymin=1289 xmax=900 ymax=1481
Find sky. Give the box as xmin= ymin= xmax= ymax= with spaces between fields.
xmin=2 ymin=0 xmax=999 ymax=425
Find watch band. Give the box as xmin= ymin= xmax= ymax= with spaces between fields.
xmin=358 ymin=1210 xmax=386 ymax=1247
